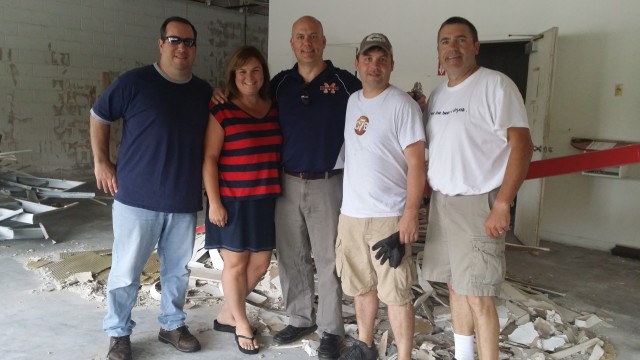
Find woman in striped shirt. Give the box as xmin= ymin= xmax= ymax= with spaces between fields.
xmin=203 ymin=45 xmax=282 ymax=355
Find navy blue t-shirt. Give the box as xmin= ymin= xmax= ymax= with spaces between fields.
xmin=91 ymin=64 xmax=212 ymax=213
xmin=271 ymin=61 xmax=361 ymax=172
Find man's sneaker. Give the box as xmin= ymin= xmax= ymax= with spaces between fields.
xmin=158 ymin=325 xmax=202 ymax=352
xmin=317 ymin=332 xmax=341 ymax=359
xmin=338 ymin=338 xmax=378 ymax=360
xmin=273 ymin=324 xmax=318 ymax=344
xmin=107 ymin=335 xmax=132 ymax=360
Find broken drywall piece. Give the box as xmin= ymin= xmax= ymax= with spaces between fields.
xmin=505 ymin=300 xmax=530 ymax=325
xmin=432 ymin=305 xmax=451 ymax=323
xmin=588 ymin=343 xmax=604 ymax=360
xmin=187 ymin=266 xmax=222 ymax=282
xmin=344 ymin=324 xmax=359 ymax=339
xmin=545 ymin=309 xmax=563 ymax=324
xmin=575 ymin=314 xmax=602 ymax=329
xmin=508 ymin=322 xmax=537 ymax=345
xmin=411 ymin=348 xmax=436 ymax=360
xmin=377 ymin=330 xmax=388 ymax=360
xmin=0 ymin=208 xmax=22 ymax=222
xmin=190 ymin=234 xmax=207 ymax=263
xmin=414 ymin=252 xmax=434 ymax=297
xmin=39 ymin=222 xmax=51 ymax=242
xmin=554 ymin=304 xmax=580 ymax=324
xmin=528 ymin=352 xmax=547 ymax=360
xmin=150 ymin=281 xmax=162 ymax=301
xmin=71 ymin=271 xmax=94 ymax=283
xmin=540 ymin=336 xmax=567 ymax=351
xmin=500 ymin=282 xmax=531 ymax=302
xmin=0 ymin=224 xmax=46 ymax=240
xmin=525 ymin=300 xmax=559 ymax=313
xmin=247 ymin=291 xmax=267 ymax=305
xmin=413 ymin=292 xmax=433 ymax=322
xmin=533 ymin=317 xmax=556 ymax=338
xmin=497 ymin=304 xmax=509 ymax=331
xmin=301 ymin=339 xmax=319 ymax=356
xmin=208 ymin=248 xmax=224 ymax=269
xmin=549 ymin=337 xmax=603 ymax=359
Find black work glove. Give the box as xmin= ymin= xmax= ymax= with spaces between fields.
xmin=371 ymin=232 xmax=405 ymax=269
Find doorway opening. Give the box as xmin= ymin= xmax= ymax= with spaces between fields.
xmin=477 ymin=40 xmax=529 ymax=100
xmin=476 ymin=40 xmax=530 ymax=228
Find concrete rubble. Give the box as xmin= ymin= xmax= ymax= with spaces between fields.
xmin=24 ymin=207 xmax=615 ymax=359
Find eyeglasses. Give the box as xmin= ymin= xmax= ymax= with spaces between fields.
xmin=163 ymin=36 xmax=196 ymax=48
xmin=300 ymin=89 xmax=310 ymax=106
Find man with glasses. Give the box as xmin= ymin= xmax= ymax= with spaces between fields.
xmin=269 ymin=16 xmax=361 ymax=359
xmin=90 ymin=16 xmax=211 ymax=360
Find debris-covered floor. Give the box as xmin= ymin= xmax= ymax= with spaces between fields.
xmin=1 ymin=177 xmax=639 ymax=360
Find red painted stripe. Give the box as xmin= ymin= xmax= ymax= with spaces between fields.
xmin=525 ymin=144 xmax=640 ymax=179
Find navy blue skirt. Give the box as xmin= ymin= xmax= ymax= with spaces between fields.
xmin=204 ymin=197 xmax=276 ymax=252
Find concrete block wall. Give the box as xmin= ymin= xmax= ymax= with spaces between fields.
xmin=0 ymin=0 xmax=268 ymax=176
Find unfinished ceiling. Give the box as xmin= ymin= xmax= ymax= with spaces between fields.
xmin=189 ymin=0 xmax=269 ymax=16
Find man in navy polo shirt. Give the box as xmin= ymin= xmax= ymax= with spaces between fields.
xmin=90 ymin=16 xmax=211 ymax=360
xmin=269 ymin=16 xmax=361 ymax=359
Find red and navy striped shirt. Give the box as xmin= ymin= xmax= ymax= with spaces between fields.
xmin=211 ymin=101 xmax=282 ymax=200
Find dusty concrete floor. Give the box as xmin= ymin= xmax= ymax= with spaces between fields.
xmin=1 ymin=178 xmax=639 ymax=359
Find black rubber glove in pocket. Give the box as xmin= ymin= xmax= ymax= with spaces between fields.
xmin=371 ymin=231 xmax=405 ymax=269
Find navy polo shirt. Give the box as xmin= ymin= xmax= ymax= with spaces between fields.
xmin=271 ymin=61 xmax=361 ymax=173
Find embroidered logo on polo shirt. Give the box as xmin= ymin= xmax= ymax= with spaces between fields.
xmin=320 ymin=82 xmax=339 ymax=94
xmin=354 ymin=116 xmax=369 ymax=135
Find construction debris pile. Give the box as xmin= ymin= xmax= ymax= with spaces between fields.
xmin=0 ymin=149 xmax=98 ymax=242
xmin=26 ymin=208 xmax=614 ymax=359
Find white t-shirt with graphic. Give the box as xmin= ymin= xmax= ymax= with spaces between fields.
xmin=425 ymin=67 xmax=529 ymax=196
xmin=342 ymin=85 xmax=426 ymax=217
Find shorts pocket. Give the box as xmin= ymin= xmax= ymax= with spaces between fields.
xmin=470 ymin=237 xmax=505 ymax=286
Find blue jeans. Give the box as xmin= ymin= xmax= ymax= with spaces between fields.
xmin=103 ymin=201 xmax=196 ymax=337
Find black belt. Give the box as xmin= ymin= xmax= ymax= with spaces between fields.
xmin=283 ymin=169 xmax=343 ymax=180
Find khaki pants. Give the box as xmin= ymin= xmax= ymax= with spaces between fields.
xmin=275 ymin=173 xmax=345 ymax=336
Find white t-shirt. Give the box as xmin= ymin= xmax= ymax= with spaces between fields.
xmin=341 ymin=85 xmax=426 ymax=217
xmin=425 ymin=67 xmax=529 ymax=196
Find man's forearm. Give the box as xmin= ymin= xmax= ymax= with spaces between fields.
xmin=89 ymin=116 xmax=111 ymax=164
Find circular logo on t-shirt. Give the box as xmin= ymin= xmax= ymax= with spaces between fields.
xmin=354 ymin=116 xmax=369 ymax=135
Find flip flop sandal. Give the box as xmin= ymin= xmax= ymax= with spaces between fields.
xmin=235 ymin=334 xmax=259 ymax=355
xmin=213 ymin=319 xmax=235 ymax=333
xmin=214 ymin=320 xmax=258 ymax=334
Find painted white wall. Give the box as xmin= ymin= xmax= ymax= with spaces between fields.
xmin=268 ymin=0 xmax=640 ymax=251
xmin=0 ymin=0 xmax=267 ymax=174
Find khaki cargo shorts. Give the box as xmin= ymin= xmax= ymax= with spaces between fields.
xmin=421 ymin=189 xmax=505 ymax=296
xmin=336 ymin=214 xmax=416 ymax=305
